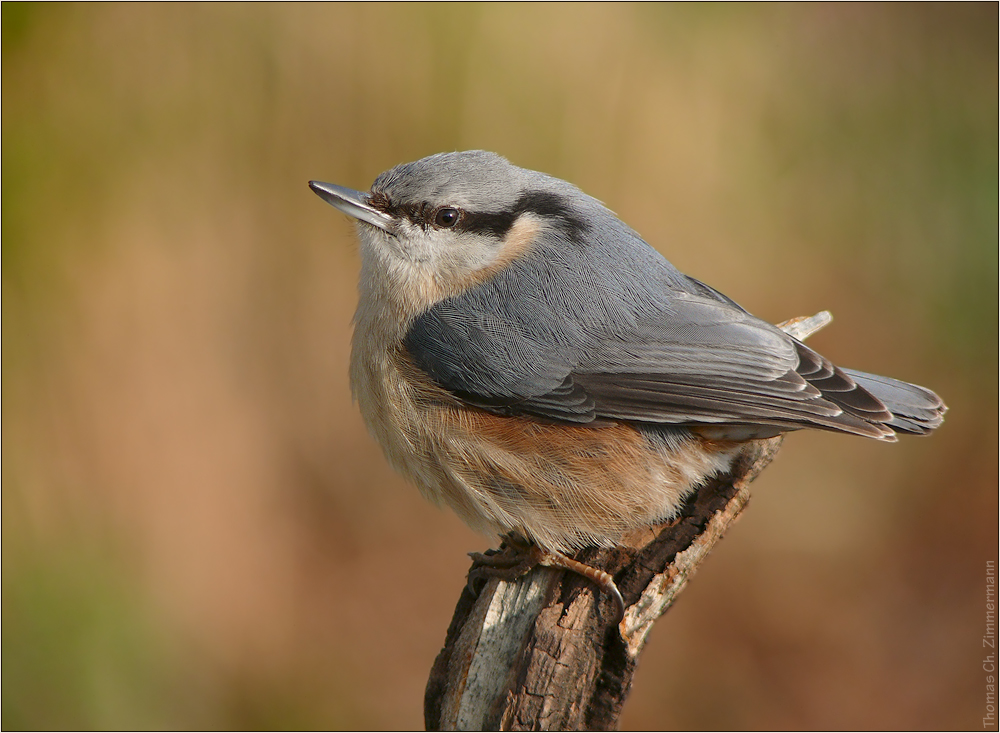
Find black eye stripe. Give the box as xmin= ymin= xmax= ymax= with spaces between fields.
xmin=370 ymin=190 xmax=589 ymax=243
xmin=460 ymin=209 xmax=517 ymax=238
xmin=461 ymin=191 xmax=590 ymax=243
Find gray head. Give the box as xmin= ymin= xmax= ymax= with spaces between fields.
xmin=309 ymin=151 xmax=623 ymax=319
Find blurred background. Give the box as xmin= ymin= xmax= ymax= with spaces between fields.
xmin=3 ymin=4 xmax=996 ymax=729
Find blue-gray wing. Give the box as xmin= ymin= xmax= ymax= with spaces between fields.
xmin=403 ymin=233 xmax=942 ymax=440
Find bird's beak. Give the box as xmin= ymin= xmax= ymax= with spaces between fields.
xmin=308 ymin=181 xmax=397 ymax=235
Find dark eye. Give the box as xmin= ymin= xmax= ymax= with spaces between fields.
xmin=434 ymin=207 xmax=461 ymax=228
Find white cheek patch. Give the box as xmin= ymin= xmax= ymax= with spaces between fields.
xmin=458 ymin=214 xmax=543 ymax=288
xmin=412 ymin=214 xmax=546 ymax=296
xmin=395 ymin=220 xmax=436 ymax=263
xmin=356 ymin=212 xmax=548 ymax=321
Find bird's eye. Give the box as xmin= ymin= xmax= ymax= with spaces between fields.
xmin=433 ymin=207 xmax=461 ymax=228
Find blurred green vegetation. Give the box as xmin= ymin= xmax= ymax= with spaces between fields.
xmin=3 ymin=543 xmax=181 ymax=730
xmin=3 ymin=4 xmax=996 ymax=730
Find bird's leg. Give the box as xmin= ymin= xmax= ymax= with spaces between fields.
xmin=468 ymin=532 xmax=625 ymax=623
xmin=537 ymin=548 xmax=626 ymax=624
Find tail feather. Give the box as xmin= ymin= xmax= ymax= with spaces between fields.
xmin=842 ymin=369 xmax=947 ymax=436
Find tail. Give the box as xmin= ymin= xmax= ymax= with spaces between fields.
xmin=842 ymin=369 xmax=947 ymax=436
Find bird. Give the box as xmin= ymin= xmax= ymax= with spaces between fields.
xmin=308 ymin=150 xmax=946 ymax=622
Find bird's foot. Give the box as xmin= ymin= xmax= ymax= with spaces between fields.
xmin=468 ymin=532 xmax=625 ymax=623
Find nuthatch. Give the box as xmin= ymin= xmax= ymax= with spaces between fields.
xmin=309 ymin=150 xmax=946 ymax=620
